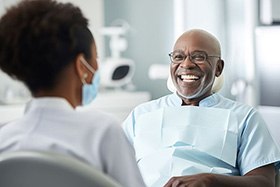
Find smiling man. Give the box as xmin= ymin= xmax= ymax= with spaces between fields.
xmin=169 ymin=29 xmax=223 ymax=106
xmin=123 ymin=29 xmax=280 ymax=187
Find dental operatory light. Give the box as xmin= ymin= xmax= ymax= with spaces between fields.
xmin=99 ymin=20 xmax=135 ymax=89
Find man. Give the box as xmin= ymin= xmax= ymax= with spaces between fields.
xmin=123 ymin=29 xmax=280 ymax=187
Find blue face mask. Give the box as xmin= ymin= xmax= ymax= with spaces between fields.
xmin=81 ymin=58 xmax=100 ymax=106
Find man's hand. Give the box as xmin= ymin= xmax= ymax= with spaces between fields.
xmin=164 ymin=173 xmax=217 ymax=187
xmin=163 ymin=164 xmax=275 ymax=187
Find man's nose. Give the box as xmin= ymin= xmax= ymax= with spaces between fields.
xmin=180 ymin=55 xmax=196 ymax=67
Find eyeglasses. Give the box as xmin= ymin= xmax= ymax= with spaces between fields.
xmin=168 ymin=51 xmax=220 ymax=64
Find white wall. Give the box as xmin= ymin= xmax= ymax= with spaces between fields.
xmin=225 ymin=0 xmax=259 ymax=106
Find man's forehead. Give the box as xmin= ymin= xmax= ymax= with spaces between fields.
xmin=174 ymin=31 xmax=219 ymax=54
xmin=174 ymin=38 xmax=211 ymax=53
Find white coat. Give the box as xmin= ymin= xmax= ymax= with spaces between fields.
xmin=0 ymin=97 xmax=145 ymax=187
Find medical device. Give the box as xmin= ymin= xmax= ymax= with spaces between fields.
xmin=99 ymin=23 xmax=135 ymax=89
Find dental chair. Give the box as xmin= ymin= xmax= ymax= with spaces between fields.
xmin=0 ymin=150 xmax=122 ymax=187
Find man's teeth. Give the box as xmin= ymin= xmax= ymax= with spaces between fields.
xmin=180 ymin=75 xmax=199 ymax=81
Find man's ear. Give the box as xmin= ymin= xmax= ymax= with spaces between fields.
xmin=215 ymin=59 xmax=224 ymax=77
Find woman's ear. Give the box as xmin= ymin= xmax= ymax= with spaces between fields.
xmin=75 ymin=54 xmax=87 ymax=81
xmin=215 ymin=59 xmax=224 ymax=77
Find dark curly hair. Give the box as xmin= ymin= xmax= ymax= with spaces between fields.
xmin=0 ymin=0 xmax=94 ymax=93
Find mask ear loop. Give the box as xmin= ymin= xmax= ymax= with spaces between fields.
xmin=80 ymin=57 xmax=96 ymax=73
xmin=81 ymin=73 xmax=88 ymax=84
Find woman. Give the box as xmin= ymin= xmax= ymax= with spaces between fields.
xmin=0 ymin=0 xmax=145 ymax=186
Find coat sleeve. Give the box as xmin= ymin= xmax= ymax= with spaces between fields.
xmin=99 ymin=121 xmax=146 ymax=187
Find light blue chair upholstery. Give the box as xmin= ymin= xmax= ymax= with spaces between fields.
xmin=0 ymin=151 xmax=122 ymax=187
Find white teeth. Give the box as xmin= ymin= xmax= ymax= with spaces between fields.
xmin=180 ymin=75 xmax=199 ymax=80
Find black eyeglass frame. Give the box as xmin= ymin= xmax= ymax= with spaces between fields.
xmin=168 ymin=51 xmax=220 ymax=64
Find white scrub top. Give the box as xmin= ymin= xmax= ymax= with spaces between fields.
xmin=0 ymin=97 xmax=146 ymax=187
xmin=123 ymin=93 xmax=280 ymax=187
